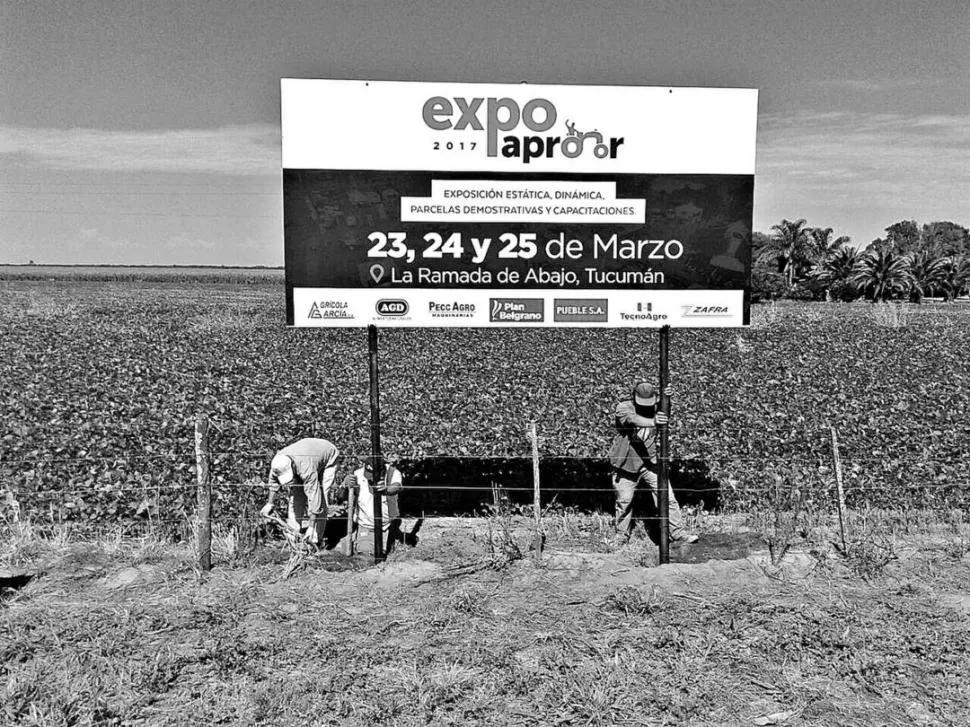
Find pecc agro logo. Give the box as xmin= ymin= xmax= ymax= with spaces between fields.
xmin=422 ymin=95 xmax=624 ymax=164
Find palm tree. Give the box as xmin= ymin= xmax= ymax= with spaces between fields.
xmin=808 ymin=227 xmax=851 ymax=261
xmin=764 ymin=218 xmax=812 ymax=287
xmin=811 ymin=246 xmax=860 ymax=299
xmin=907 ymin=251 xmax=947 ymax=303
xmin=851 ymin=248 xmax=912 ymax=302
xmin=938 ymin=255 xmax=970 ymax=301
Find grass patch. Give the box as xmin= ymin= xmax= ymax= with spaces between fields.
xmin=4 ymin=514 xmax=969 ymax=724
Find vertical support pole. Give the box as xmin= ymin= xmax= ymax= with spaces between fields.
xmin=657 ymin=325 xmax=671 ymax=565
xmin=528 ymin=421 xmax=542 ymax=563
xmin=831 ymin=426 xmax=849 ymax=553
xmin=195 ymin=414 xmax=212 ymax=572
xmin=368 ymin=325 xmax=385 ymax=563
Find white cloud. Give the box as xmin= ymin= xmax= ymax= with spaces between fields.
xmin=757 ymin=111 xmax=970 ymax=208
xmin=812 ymin=78 xmax=948 ymax=93
xmin=165 ymin=234 xmax=217 ymax=251
xmin=74 ymin=226 xmax=129 ymax=250
xmin=0 ymin=124 xmax=280 ymax=174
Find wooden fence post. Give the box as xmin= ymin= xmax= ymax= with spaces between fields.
xmin=830 ymin=426 xmax=848 ymax=553
xmin=528 ymin=421 xmax=543 ymax=562
xmin=343 ymin=486 xmax=357 ymax=557
xmin=195 ymin=414 xmax=212 ymax=572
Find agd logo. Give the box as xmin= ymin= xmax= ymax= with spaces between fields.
xmin=376 ymin=299 xmax=409 ymax=317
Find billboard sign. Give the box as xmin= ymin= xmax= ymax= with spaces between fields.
xmin=282 ymin=79 xmax=757 ymax=327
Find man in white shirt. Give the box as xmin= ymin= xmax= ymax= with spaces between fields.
xmin=338 ymin=459 xmax=404 ymax=556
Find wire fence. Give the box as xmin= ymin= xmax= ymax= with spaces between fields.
xmin=4 ymin=455 xmax=967 ymax=467
xmin=6 ymin=479 xmax=969 ymax=499
xmin=4 ymin=417 xmax=968 ymax=544
xmin=5 ymin=427 xmax=968 ymax=574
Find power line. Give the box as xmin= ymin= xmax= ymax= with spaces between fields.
xmin=9 ymin=481 xmax=969 ymax=498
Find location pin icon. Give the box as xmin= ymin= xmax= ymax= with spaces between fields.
xmin=369 ymin=264 xmax=385 ymax=285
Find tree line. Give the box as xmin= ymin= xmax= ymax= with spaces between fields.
xmin=751 ymin=219 xmax=970 ymax=303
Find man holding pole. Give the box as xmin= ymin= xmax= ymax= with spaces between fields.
xmin=337 ymin=458 xmax=404 ymax=556
xmin=608 ymin=382 xmax=698 ymax=545
xmin=260 ymin=437 xmax=340 ymax=548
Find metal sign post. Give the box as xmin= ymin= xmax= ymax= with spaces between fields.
xmin=658 ymin=324 xmax=671 ymax=565
xmin=367 ymin=324 xmax=385 ymax=563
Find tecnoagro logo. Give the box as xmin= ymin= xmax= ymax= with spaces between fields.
xmin=619 ymin=301 xmax=667 ymax=323
xmin=423 ymin=95 xmax=624 ymax=164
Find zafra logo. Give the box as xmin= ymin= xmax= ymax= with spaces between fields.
xmin=422 ymin=96 xmax=624 ymax=164
xmin=376 ymin=299 xmax=409 ymax=317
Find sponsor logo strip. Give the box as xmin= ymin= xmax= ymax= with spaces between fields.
xmin=292 ymin=289 xmax=744 ymax=328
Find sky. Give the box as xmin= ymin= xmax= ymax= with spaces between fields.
xmin=1 ymin=0 xmax=968 ymax=266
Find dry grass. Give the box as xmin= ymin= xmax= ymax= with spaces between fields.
xmin=3 ymin=513 xmax=970 ymax=726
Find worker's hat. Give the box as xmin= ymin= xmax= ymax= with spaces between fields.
xmin=270 ymin=454 xmax=295 ymax=485
xmin=633 ymin=382 xmax=658 ymax=407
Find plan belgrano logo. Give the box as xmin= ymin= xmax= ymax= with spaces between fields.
xmin=489 ymin=298 xmax=544 ymax=322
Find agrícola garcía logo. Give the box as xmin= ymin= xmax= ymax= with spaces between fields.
xmin=308 ymin=301 xmax=352 ymax=320
xmin=422 ymin=95 xmax=624 ymax=164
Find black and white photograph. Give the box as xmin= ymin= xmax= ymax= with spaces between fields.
xmin=2 ymin=2 xmax=968 ymax=725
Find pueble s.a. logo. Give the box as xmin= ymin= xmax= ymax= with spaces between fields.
xmin=376 ymin=299 xmax=409 ymax=316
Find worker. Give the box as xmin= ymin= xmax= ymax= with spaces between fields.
xmin=260 ymin=437 xmax=340 ymax=548
xmin=338 ymin=458 xmax=404 ymax=556
xmin=608 ymin=382 xmax=698 ymax=544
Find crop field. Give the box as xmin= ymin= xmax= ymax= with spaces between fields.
xmin=2 ymin=276 xmax=970 ymax=725
xmin=1 ymin=276 xmax=968 ymax=525
xmin=0 ymin=265 xmax=284 ymax=284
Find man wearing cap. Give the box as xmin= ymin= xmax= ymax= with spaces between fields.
xmin=608 ymin=382 xmax=698 ymax=544
xmin=259 ymin=437 xmax=340 ymax=547
xmin=337 ymin=459 xmax=404 ymax=556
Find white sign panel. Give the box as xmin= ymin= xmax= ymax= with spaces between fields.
xmin=281 ymin=79 xmax=757 ymax=327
